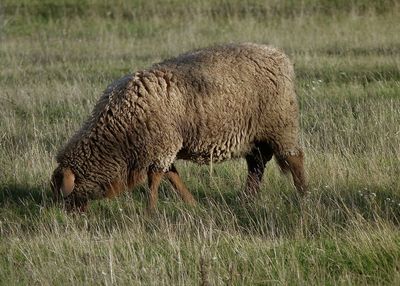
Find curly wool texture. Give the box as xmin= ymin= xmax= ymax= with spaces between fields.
xmin=56 ymin=43 xmax=302 ymax=199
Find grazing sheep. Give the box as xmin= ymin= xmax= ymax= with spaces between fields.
xmin=51 ymin=42 xmax=307 ymax=212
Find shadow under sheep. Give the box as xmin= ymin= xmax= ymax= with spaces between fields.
xmin=1 ymin=181 xmax=400 ymax=237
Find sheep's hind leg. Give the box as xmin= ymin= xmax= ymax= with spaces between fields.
xmin=244 ymin=143 xmax=274 ymax=195
xmin=276 ymin=151 xmax=307 ymax=195
xmin=147 ymin=170 xmax=164 ymax=212
xmin=165 ymin=164 xmax=196 ymax=206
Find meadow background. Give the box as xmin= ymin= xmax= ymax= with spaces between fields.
xmin=0 ymin=0 xmax=399 ymax=284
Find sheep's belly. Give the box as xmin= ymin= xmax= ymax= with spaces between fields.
xmin=178 ymin=142 xmax=252 ymax=164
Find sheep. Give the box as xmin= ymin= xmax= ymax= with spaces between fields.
xmin=51 ymin=42 xmax=307 ymax=212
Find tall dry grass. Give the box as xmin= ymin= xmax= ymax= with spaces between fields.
xmin=0 ymin=0 xmax=399 ymax=284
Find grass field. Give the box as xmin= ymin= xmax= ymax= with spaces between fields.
xmin=1 ymin=0 xmax=400 ymax=284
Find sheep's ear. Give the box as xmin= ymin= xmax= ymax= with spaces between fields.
xmin=61 ymin=168 xmax=75 ymax=197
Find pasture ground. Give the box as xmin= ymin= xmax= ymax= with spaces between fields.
xmin=0 ymin=1 xmax=399 ymax=284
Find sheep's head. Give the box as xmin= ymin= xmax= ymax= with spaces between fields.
xmin=51 ymin=164 xmax=132 ymax=212
xmin=51 ymin=166 xmax=89 ymax=212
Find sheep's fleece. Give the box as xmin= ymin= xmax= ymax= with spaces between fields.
xmin=52 ymin=42 xmax=305 ymax=208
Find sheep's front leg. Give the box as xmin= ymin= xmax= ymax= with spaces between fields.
xmin=166 ymin=164 xmax=196 ymax=206
xmin=147 ymin=170 xmax=163 ymax=212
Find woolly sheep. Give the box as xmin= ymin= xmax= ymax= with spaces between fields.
xmin=51 ymin=43 xmax=307 ymax=212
